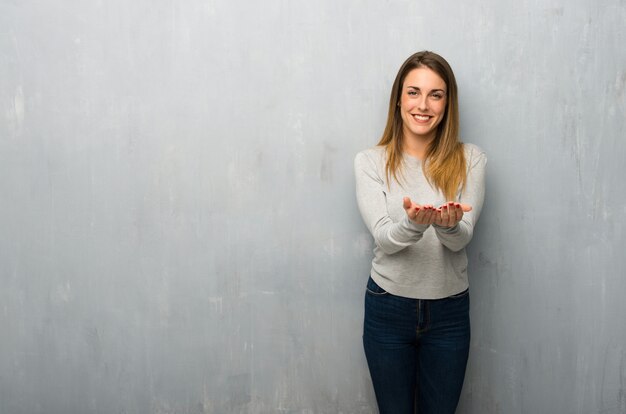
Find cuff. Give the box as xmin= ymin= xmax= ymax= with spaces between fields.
xmin=401 ymin=215 xmax=429 ymax=233
xmin=432 ymin=223 xmax=460 ymax=234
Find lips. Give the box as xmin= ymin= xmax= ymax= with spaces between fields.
xmin=412 ymin=114 xmax=432 ymax=123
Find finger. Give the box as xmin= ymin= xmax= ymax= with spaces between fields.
xmin=415 ymin=206 xmax=428 ymax=223
xmin=403 ymin=197 xmax=411 ymax=211
xmin=460 ymin=203 xmax=472 ymax=212
xmin=426 ymin=206 xmax=436 ymax=224
xmin=447 ymin=202 xmax=457 ymax=226
xmin=433 ymin=210 xmax=443 ymax=226
xmin=431 ymin=207 xmax=440 ymax=225
xmin=455 ymin=203 xmax=464 ymax=223
xmin=417 ymin=205 xmax=433 ymax=224
xmin=411 ymin=205 xmax=420 ymax=220
xmin=441 ymin=203 xmax=450 ymax=224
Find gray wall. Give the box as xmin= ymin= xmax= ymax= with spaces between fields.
xmin=1 ymin=0 xmax=625 ymax=413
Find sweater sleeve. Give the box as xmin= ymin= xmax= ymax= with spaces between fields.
xmin=432 ymin=148 xmax=487 ymax=252
xmin=354 ymin=151 xmax=429 ymax=255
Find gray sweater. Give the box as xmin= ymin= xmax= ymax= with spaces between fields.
xmin=354 ymin=143 xmax=486 ymax=299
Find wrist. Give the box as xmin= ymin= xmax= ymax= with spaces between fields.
xmin=403 ymin=215 xmax=429 ymax=232
xmin=433 ymin=222 xmax=460 ymax=233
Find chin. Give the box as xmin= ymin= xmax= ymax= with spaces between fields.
xmin=413 ymin=127 xmax=435 ymax=137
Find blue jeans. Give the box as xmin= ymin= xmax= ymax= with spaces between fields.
xmin=363 ymin=276 xmax=470 ymax=414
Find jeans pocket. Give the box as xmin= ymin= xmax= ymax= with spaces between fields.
xmin=366 ymin=276 xmax=389 ymax=296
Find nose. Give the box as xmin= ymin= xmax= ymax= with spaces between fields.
xmin=417 ymin=95 xmax=428 ymax=111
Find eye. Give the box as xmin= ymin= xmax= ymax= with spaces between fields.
xmin=431 ymin=93 xmax=444 ymax=100
xmin=407 ymin=90 xmax=418 ymax=96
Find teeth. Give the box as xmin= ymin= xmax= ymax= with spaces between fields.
xmin=413 ymin=114 xmax=430 ymax=121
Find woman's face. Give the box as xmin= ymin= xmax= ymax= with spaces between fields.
xmin=399 ymin=67 xmax=447 ymax=142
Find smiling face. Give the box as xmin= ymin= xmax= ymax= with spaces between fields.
xmin=399 ymin=66 xmax=448 ymax=143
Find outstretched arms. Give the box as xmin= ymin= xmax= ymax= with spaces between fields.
xmin=431 ymin=151 xmax=487 ymax=251
xmin=355 ymin=153 xmax=429 ymax=255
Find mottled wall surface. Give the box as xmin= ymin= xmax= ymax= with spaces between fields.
xmin=1 ymin=1 xmax=625 ymax=413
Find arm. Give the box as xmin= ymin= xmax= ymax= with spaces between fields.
xmin=432 ymin=150 xmax=487 ymax=252
xmin=354 ymin=151 xmax=429 ymax=255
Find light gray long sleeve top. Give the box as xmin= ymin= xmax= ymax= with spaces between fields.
xmin=354 ymin=143 xmax=486 ymax=299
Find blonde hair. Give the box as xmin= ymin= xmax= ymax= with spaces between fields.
xmin=378 ymin=51 xmax=466 ymax=201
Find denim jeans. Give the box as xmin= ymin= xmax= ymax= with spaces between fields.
xmin=363 ymin=276 xmax=470 ymax=414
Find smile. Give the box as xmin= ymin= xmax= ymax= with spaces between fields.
xmin=412 ymin=114 xmax=432 ymax=122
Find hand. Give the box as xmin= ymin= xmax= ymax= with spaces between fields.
xmin=433 ymin=201 xmax=472 ymax=228
xmin=403 ymin=197 xmax=437 ymax=226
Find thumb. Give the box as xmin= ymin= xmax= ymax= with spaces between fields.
xmin=403 ymin=197 xmax=412 ymax=210
xmin=460 ymin=203 xmax=473 ymax=212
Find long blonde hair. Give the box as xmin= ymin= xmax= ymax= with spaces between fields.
xmin=378 ymin=51 xmax=466 ymax=201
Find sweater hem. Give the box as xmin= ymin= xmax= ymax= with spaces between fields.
xmin=369 ymin=268 xmax=469 ymax=300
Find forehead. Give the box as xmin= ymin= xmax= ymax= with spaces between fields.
xmin=402 ymin=67 xmax=446 ymax=90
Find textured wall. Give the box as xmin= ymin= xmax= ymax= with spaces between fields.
xmin=1 ymin=0 xmax=624 ymax=413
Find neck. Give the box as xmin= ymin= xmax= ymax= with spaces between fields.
xmin=402 ymin=132 xmax=435 ymax=160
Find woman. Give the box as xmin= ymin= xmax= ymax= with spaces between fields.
xmin=354 ymin=51 xmax=486 ymax=413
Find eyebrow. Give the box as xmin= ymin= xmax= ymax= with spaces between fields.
xmin=406 ymin=86 xmax=446 ymax=93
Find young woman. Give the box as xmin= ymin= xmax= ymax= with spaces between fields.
xmin=354 ymin=51 xmax=486 ymax=414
